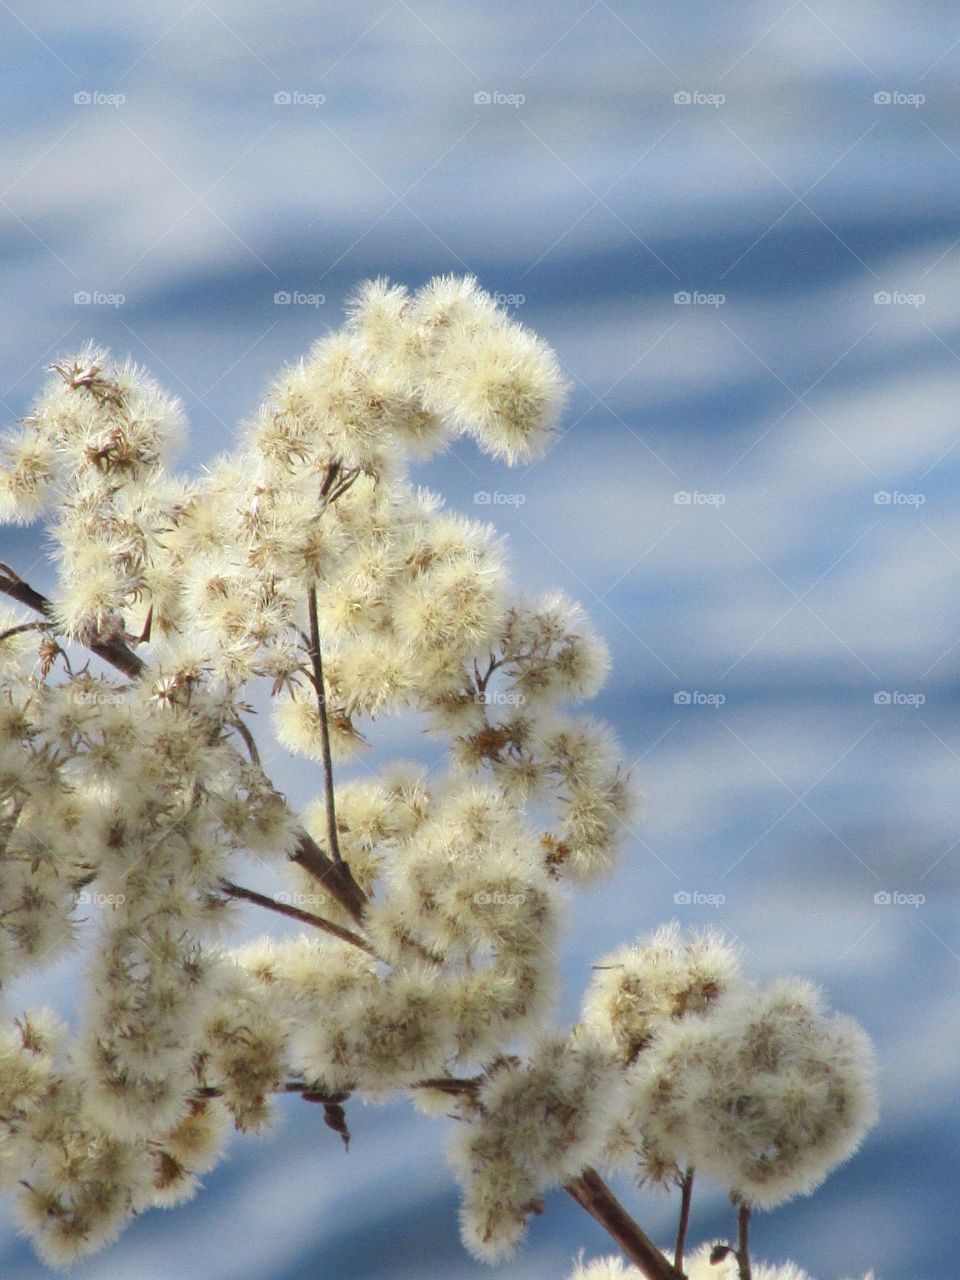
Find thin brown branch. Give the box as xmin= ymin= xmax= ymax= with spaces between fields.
xmin=291 ymin=828 xmax=367 ymax=923
xmin=324 ymin=470 xmax=361 ymax=505
xmin=318 ymin=459 xmax=362 ymax=508
xmin=411 ymin=1076 xmax=481 ymax=1097
xmin=473 ymin=652 xmax=501 ymax=695
xmin=0 ymin=563 xmax=48 ymax=614
xmin=218 ymin=879 xmax=376 ymax=955
xmin=0 ymin=563 xmax=146 ymax=678
xmin=675 ymin=1167 xmax=694 ymax=1272
xmin=565 ymin=1168 xmax=685 ymax=1280
xmin=736 ymin=1202 xmax=752 ymax=1280
xmin=0 ymin=620 xmax=50 ymax=643
xmin=227 ymin=714 xmax=261 ymax=766
xmin=319 ymin=461 xmax=341 ymax=499
xmin=203 ymin=1073 xmax=480 ymax=1103
xmin=306 ymin=585 xmax=341 ymax=865
xmin=195 ymin=1081 xmax=309 ymax=1099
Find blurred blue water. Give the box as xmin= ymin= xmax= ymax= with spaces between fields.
xmin=1 ymin=3 xmax=959 ymax=1277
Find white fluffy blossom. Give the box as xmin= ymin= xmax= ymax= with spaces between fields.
xmin=569 ymin=1258 xmax=643 ymax=1280
xmin=452 ymin=1035 xmax=624 ymax=1261
xmin=583 ymin=922 xmax=742 ymax=1064
xmin=624 ymin=979 xmax=877 ymax=1207
xmin=567 ymin=1246 xmax=740 ymax=1280
xmin=566 ymin=1247 xmax=876 ymax=1280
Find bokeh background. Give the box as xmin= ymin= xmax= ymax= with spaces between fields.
xmin=1 ymin=3 xmax=959 ymax=1277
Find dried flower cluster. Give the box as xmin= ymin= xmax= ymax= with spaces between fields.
xmin=0 ymin=278 xmax=877 ymax=1278
xmin=570 ymin=1248 xmax=877 ymax=1280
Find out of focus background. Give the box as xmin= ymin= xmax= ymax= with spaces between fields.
xmin=1 ymin=3 xmax=959 ymax=1278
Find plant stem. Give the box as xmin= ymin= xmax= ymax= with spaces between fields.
xmin=675 ymin=1167 xmax=694 ymax=1272
xmin=565 ymin=1168 xmax=685 ymax=1280
xmin=218 ymin=879 xmax=375 ymax=955
xmin=227 ymin=714 xmax=260 ymax=765
xmin=196 ymin=1080 xmax=310 ymax=1099
xmin=411 ymin=1076 xmax=481 ymax=1097
xmin=319 ymin=460 xmax=341 ymax=499
xmin=292 ymin=829 xmax=367 ymax=922
xmin=736 ymin=1202 xmax=752 ymax=1280
xmin=0 ymin=620 xmax=50 ymax=643
xmin=0 ymin=563 xmax=145 ymax=678
xmin=306 ymin=584 xmax=342 ymax=867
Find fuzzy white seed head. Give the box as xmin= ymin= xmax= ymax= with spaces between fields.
xmin=272 ymin=689 xmax=366 ymax=762
xmin=584 ymin=922 xmax=742 ymax=1063
xmin=568 ymin=1257 xmax=643 ymax=1280
xmin=624 ymin=978 xmax=878 ymax=1208
xmin=452 ymin=1035 xmax=624 ymax=1262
